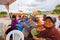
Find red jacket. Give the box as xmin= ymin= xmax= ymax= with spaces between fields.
xmin=37 ymin=27 xmax=60 ymax=40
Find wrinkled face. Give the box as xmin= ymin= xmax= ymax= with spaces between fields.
xmin=44 ymin=19 xmax=54 ymax=28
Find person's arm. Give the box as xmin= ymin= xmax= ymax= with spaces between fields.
xmin=21 ymin=22 xmax=29 ymax=30
xmin=45 ymin=35 xmax=59 ymax=40
xmin=10 ymin=24 xmax=16 ymax=26
xmin=10 ymin=21 xmax=18 ymax=27
xmin=8 ymin=24 xmax=11 ymax=26
xmin=33 ymin=35 xmax=43 ymax=40
xmin=46 ymin=29 xmax=60 ymax=40
xmin=36 ymin=33 xmax=52 ymax=40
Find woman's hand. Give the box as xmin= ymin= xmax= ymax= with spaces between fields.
xmin=21 ymin=22 xmax=25 ymax=25
xmin=39 ymin=38 xmax=43 ymax=40
xmin=8 ymin=24 xmax=11 ymax=26
xmin=33 ymin=36 xmax=39 ymax=40
xmin=33 ymin=35 xmax=43 ymax=40
xmin=37 ymin=26 xmax=46 ymax=32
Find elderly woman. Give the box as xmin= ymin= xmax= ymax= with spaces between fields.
xmin=33 ymin=16 xmax=60 ymax=40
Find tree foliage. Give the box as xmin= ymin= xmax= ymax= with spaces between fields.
xmin=52 ymin=4 xmax=60 ymax=14
xmin=0 ymin=11 xmax=7 ymax=17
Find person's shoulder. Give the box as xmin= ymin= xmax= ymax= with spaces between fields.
xmin=52 ymin=27 xmax=60 ymax=38
xmin=51 ymin=27 xmax=59 ymax=34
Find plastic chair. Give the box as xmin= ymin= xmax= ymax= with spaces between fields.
xmin=0 ymin=23 xmax=4 ymax=36
xmin=6 ymin=30 xmax=24 ymax=40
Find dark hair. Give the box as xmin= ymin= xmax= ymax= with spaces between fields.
xmin=43 ymin=14 xmax=46 ymax=17
xmin=12 ymin=15 xmax=16 ymax=19
xmin=46 ymin=16 xmax=56 ymax=24
xmin=19 ymin=16 xmax=21 ymax=17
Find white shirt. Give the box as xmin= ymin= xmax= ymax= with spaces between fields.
xmin=55 ymin=18 xmax=60 ymax=29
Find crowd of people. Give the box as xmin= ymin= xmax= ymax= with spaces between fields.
xmin=5 ymin=14 xmax=60 ymax=40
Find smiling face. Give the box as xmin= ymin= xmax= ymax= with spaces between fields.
xmin=44 ymin=19 xmax=54 ymax=28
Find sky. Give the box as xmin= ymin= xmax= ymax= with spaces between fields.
xmin=0 ymin=0 xmax=60 ymax=13
xmin=0 ymin=5 xmax=8 ymax=12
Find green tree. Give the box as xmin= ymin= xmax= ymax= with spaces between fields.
xmin=52 ymin=4 xmax=60 ymax=14
xmin=37 ymin=10 xmax=42 ymax=15
xmin=0 ymin=11 xmax=7 ymax=17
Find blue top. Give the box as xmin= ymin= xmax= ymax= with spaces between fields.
xmin=18 ymin=18 xmax=29 ymax=23
xmin=17 ymin=24 xmax=23 ymax=31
